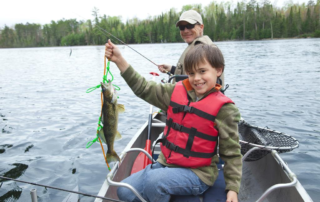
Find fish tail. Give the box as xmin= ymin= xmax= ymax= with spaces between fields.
xmin=106 ymin=150 xmax=120 ymax=163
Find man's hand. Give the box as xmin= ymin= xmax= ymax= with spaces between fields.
xmin=157 ymin=64 xmax=172 ymax=74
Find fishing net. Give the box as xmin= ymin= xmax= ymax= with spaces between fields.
xmin=238 ymin=120 xmax=299 ymax=161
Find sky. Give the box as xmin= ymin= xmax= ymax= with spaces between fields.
xmin=0 ymin=0 xmax=311 ymax=29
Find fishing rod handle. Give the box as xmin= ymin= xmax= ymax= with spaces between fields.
xmin=149 ymin=72 xmax=159 ymax=113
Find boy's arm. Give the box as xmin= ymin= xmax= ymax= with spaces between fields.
xmin=216 ymin=104 xmax=242 ymax=194
xmin=121 ymin=66 xmax=173 ymax=111
xmin=105 ymin=39 xmax=174 ymax=111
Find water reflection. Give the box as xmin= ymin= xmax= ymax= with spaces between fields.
xmin=0 ymin=164 xmax=28 ymax=202
xmin=0 ymin=163 xmax=29 ymax=182
xmin=0 ymin=188 xmax=22 ymax=202
xmin=0 ymin=144 xmax=13 ymax=154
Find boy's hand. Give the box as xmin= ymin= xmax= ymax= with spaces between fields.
xmin=226 ymin=190 xmax=238 ymax=202
xmin=105 ymin=39 xmax=129 ymax=73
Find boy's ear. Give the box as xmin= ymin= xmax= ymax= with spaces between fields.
xmin=216 ymin=67 xmax=223 ymax=77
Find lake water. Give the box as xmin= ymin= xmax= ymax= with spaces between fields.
xmin=0 ymin=38 xmax=319 ymax=201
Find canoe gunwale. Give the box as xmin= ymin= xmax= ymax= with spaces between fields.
xmin=255 ymin=150 xmax=298 ymax=201
xmin=242 ymin=143 xmax=312 ymax=201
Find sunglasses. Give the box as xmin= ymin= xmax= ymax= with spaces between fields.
xmin=178 ymin=23 xmax=199 ymax=31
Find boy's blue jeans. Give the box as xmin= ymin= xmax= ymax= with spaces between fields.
xmin=117 ymin=162 xmax=209 ymax=202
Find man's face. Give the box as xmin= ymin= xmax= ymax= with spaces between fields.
xmin=178 ymin=21 xmax=204 ymax=44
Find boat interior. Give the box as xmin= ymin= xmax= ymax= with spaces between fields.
xmin=99 ymin=113 xmax=311 ymax=202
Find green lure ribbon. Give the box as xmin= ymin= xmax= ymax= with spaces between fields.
xmin=86 ymin=117 xmax=103 ymax=148
xmin=86 ymin=60 xmax=120 ymax=93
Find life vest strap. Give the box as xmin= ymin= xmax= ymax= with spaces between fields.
xmin=170 ymin=101 xmax=216 ymax=122
xmin=166 ymin=119 xmax=218 ymax=141
xmin=184 ymin=127 xmax=197 ymax=158
xmin=156 ymin=138 xmax=216 ymax=158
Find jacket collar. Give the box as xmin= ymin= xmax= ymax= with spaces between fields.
xmin=182 ymin=79 xmax=221 ymax=102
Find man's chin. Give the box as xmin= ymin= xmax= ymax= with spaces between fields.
xmin=182 ymin=37 xmax=192 ymax=43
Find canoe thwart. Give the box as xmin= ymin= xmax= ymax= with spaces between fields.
xmin=152 ymin=123 xmax=166 ymax=127
xmin=122 ymin=148 xmax=156 ymax=163
xmin=107 ymin=172 xmax=147 ymax=202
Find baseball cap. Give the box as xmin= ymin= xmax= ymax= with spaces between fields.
xmin=176 ymin=10 xmax=203 ymax=27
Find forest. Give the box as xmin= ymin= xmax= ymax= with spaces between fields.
xmin=0 ymin=0 xmax=319 ymax=48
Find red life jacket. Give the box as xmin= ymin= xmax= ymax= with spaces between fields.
xmin=159 ymin=80 xmax=234 ymax=168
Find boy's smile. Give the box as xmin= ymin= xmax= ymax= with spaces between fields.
xmin=187 ymin=60 xmax=222 ymax=98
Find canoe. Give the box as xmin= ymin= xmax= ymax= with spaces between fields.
xmin=94 ymin=112 xmax=313 ymax=202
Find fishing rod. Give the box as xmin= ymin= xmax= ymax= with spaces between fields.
xmin=0 ymin=176 xmax=123 ymax=202
xmin=75 ymin=12 xmax=173 ymax=76
xmin=95 ymin=25 xmax=173 ymax=76
xmin=95 ymin=26 xmax=158 ymax=67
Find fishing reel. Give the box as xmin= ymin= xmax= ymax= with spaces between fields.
xmin=161 ymin=78 xmax=168 ymax=83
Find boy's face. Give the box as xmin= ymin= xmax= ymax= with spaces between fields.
xmin=187 ymin=60 xmax=222 ymax=98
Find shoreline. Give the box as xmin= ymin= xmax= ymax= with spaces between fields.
xmin=0 ymin=37 xmax=318 ymax=49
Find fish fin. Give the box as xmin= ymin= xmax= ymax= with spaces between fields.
xmin=115 ymin=131 xmax=122 ymax=141
xmin=106 ymin=151 xmax=120 ymax=163
xmin=117 ymin=104 xmax=125 ymax=113
xmin=98 ymin=128 xmax=106 ymax=143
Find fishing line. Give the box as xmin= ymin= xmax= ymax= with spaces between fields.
xmin=0 ymin=176 xmax=123 ymax=202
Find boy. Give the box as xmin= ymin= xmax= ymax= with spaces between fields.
xmin=105 ymin=39 xmax=242 ymax=202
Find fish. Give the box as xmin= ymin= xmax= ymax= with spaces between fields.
xmin=98 ymin=81 xmax=125 ymax=163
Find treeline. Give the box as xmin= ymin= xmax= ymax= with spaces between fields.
xmin=1 ymin=0 xmax=320 ymax=48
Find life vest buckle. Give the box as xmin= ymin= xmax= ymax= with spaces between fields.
xmin=165 ymin=141 xmax=178 ymax=152
xmin=183 ymin=105 xmax=193 ymax=113
xmin=172 ymin=122 xmax=182 ymax=131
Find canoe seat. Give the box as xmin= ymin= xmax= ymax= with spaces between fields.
xmin=170 ymin=162 xmax=226 ymax=202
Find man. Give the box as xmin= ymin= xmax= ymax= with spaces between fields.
xmin=158 ymin=9 xmax=225 ymax=87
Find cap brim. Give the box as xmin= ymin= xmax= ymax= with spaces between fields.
xmin=176 ymin=19 xmax=198 ymax=27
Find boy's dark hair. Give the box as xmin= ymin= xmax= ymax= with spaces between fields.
xmin=184 ymin=44 xmax=225 ymax=73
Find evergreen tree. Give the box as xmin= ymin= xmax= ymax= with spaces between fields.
xmin=1 ymin=1 xmax=319 ymax=48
